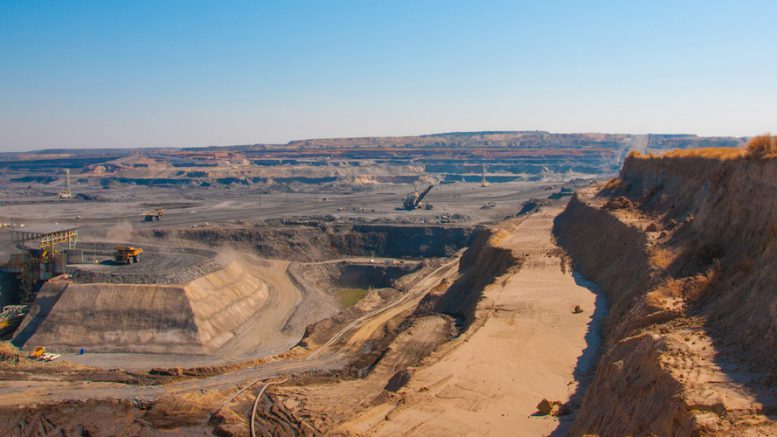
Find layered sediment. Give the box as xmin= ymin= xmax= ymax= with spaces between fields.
xmin=554 ymin=152 xmax=777 ymax=435
xmin=148 ymin=224 xmax=474 ymax=262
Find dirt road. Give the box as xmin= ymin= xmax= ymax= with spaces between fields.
xmin=342 ymin=206 xmax=605 ymax=436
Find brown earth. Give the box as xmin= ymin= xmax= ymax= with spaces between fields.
xmin=329 ymin=205 xmax=603 ymax=436
xmin=554 ymin=152 xmax=777 ymax=435
xmin=16 ymin=260 xmax=270 ymax=354
xmin=149 ymin=223 xmax=475 ymax=262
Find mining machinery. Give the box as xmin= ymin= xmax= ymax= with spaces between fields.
xmin=401 ymin=184 xmax=434 ymax=211
xmin=113 ymin=246 xmax=143 ymax=264
xmin=7 ymin=225 xmax=79 ymax=303
xmin=57 ymin=169 xmax=73 ymax=199
xmin=481 ymin=164 xmax=490 ymax=187
xmin=143 ymin=208 xmax=165 ymax=222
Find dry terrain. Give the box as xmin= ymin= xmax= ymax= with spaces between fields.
xmin=339 ymin=206 xmax=604 ymax=436
xmin=0 ymin=132 xmax=767 ymax=436
xmin=554 ymin=145 xmax=777 ymax=435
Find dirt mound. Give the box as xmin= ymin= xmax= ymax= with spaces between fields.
xmin=14 ymin=261 xmax=269 ymax=354
xmin=554 ymin=152 xmax=777 ymax=435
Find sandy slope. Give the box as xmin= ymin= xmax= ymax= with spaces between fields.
xmin=343 ymin=206 xmax=604 ymax=436
xmin=64 ymin=256 xmax=319 ymax=369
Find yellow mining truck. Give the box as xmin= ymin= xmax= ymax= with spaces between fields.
xmin=143 ymin=208 xmax=165 ymax=222
xmin=113 ymin=246 xmax=143 ymax=264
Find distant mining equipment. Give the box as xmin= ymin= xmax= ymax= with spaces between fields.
xmin=143 ymin=208 xmax=165 ymax=222
xmin=400 ymin=183 xmax=434 ymax=211
xmin=5 ymin=225 xmax=79 ymax=303
xmin=57 ymin=169 xmax=73 ymax=199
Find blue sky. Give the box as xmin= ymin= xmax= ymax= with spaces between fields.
xmin=1 ymin=1 xmax=776 ymax=151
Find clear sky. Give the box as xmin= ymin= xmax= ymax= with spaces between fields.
xmin=1 ymin=1 xmax=776 ymax=151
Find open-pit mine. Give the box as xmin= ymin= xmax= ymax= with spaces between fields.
xmin=3 ymin=131 xmax=775 ymax=436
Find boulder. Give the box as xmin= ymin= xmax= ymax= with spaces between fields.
xmin=536 ymin=399 xmax=554 ymax=415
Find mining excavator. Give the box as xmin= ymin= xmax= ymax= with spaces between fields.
xmin=401 ymin=184 xmax=434 ymax=210
xmin=113 ymin=246 xmax=143 ymax=264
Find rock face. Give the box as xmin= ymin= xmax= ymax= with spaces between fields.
xmin=14 ymin=261 xmax=269 ymax=354
xmin=554 ymin=152 xmax=777 ymax=435
xmin=417 ymin=227 xmax=519 ymax=327
xmin=155 ymin=224 xmax=474 ymax=262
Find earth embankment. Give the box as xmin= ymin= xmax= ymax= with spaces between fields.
xmin=15 ymin=260 xmax=270 ymax=354
xmin=554 ymin=152 xmax=777 ymax=435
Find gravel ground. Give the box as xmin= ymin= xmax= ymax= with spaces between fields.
xmin=70 ymin=242 xmax=223 ymax=284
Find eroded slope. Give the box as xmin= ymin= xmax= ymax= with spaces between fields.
xmin=340 ymin=206 xmax=602 ymax=436
xmin=554 ymin=152 xmax=777 ymax=435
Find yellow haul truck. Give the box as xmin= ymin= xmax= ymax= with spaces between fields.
xmin=113 ymin=246 xmax=143 ymax=264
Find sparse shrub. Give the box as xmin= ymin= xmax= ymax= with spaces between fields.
xmin=662 ymin=147 xmax=745 ymax=159
xmin=746 ymin=133 xmax=777 ymax=158
xmin=628 ymin=146 xmax=748 ymax=160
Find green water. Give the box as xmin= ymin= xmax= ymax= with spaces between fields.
xmin=335 ymin=288 xmax=369 ymax=308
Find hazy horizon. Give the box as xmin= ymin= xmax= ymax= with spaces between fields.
xmin=0 ymin=129 xmax=752 ymax=154
xmin=2 ymin=1 xmax=775 ymax=152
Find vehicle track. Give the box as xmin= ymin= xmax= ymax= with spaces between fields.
xmin=0 ymin=256 xmax=462 ymax=407
xmin=307 ymin=256 xmax=460 ymax=359
xmin=249 ymin=378 xmax=288 ymax=437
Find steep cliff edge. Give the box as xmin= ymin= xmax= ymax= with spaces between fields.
xmin=554 ymin=150 xmax=777 ymax=435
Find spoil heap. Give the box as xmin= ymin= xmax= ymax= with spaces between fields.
xmin=15 ymin=261 xmax=269 ymax=354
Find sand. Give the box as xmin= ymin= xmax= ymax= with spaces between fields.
xmin=59 ymin=256 xmax=327 ymax=369
xmin=343 ymin=206 xmax=605 ymax=436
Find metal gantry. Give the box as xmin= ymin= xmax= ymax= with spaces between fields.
xmin=11 ymin=225 xmax=79 ymax=251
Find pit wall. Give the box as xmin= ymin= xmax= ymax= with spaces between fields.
xmin=154 ymin=224 xmax=474 ymax=262
xmin=417 ymin=227 xmax=520 ymax=326
xmin=553 ymin=155 xmax=777 ymax=435
xmin=554 ymin=196 xmax=687 ymax=433
xmin=14 ymin=261 xmax=268 ymax=354
xmin=611 ymin=155 xmax=777 ymax=361
xmin=289 ymin=261 xmax=421 ymax=295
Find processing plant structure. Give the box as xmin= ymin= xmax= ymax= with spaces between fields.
xmin=5 ymin=224 xmax=79 ymax=303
